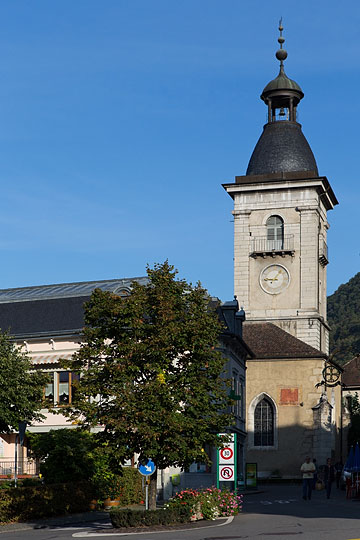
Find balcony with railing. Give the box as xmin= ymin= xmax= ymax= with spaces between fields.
xmin=250 ymin=235 xmax=295 ymax=258
xmin=0 ymin=458 xmax=38 ymax=478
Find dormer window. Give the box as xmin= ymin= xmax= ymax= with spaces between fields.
xmin=266 ymin=215 xmax=284 ymax=250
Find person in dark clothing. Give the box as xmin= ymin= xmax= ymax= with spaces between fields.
xmin=323 ymin=458 xmax=336 ymax=499
xmin=335 ymin=460 xmax=343 ymax=489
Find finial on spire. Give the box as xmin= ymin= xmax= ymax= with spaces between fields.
xmin=275 ymin=17 xmax=288 ymax=66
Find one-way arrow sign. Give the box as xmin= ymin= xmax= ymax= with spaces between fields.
xmin=138 ymin=459 xmax=156 ymax=476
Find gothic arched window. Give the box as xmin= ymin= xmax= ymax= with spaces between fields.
xmin=254 ymin=398 xmax=274 ymax=446
xmin=266 ymin=215 xmax=284 ymax=250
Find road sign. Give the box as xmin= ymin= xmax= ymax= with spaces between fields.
xmin=217 ymin=433 xmax=237 ymax=489
xmin=218 ymin=432 xmax=234 ymax=443
xmin=138 ymin=459 xmax=156 ymax=476
xmin=219 ymin=465 xmax=234 ymax=481
xmin=219 ymin=443 xmax=234 ymax=464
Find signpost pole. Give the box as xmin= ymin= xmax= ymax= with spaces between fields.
xmin=14 ymin=435 xmax=18 ymax=488
xmin=234 ymin=433 xmax=237 ymax=494
xmin=145 ymin=476 xmax=149 ymax=510
xmin=138 ymin=459 xmax=156 ymax=511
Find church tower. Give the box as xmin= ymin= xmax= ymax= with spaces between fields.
xmin=224 ymin=23 xmax=338 ymax=354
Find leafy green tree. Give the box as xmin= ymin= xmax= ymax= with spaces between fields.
xmin=0 ymin=332 xmax=48 ymax=432
xmin=62 ymin=261 xmax=234 ymax=509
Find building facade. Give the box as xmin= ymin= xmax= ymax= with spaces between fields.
xmin=223 ymin=24 xmax=342 ymax=477
xmin=0 ymin=279 xmax=249 ymax=496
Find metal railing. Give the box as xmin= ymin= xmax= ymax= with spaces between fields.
xmin=0 ymin=459 xmax=37 ymax=476
xmin=319 ymin=239 xmax=329 ymax=265
xmin=250 ymin=235 xmax=294 ymax=254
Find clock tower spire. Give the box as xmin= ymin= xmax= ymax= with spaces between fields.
xmin=223 ymin=22 xmax=338 ymax=353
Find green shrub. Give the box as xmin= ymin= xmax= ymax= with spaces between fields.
xmin=28 ymin=429 xmax=144 ymax=505
xmin=0 ymin=481 xmax=14 ymax=490
xmin=28 ymin=429 xmax=96 ymax=484
xmin=0 ymin=481 xmax=93 ymax=523
xmin=113 ymin=468 xmax=144 ymax=506
xmin=18 ymin=478 xmax=43 ymax=487
xmin=109 ymin=507 xmax=191 ymax=528
xmin=94 ymin=467 xmax=144 ymax=504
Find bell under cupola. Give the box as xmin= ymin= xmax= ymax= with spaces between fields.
xmin=246 ymin=21 xmax=318 ymax=176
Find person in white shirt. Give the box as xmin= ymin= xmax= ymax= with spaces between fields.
xmin=300 ymin=456 xmax=316 ymax=500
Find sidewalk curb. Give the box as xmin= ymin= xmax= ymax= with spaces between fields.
xmin=72 ymin=516 xmax=234 ymax=538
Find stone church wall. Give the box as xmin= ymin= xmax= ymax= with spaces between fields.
xmin=246 ymin=357 xmax=341 ymax=478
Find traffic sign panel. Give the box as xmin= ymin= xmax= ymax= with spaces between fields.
xmin=219 ymin=465 xmax=234 ymax=481
xmin=138 ymin=459 xmax=156 ymax=476
xmin=219 ymin=443 xmax=234 ymax=464
xmin=218 ymin=432 xmax=234 ymax=443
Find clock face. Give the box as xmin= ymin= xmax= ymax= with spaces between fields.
xmin=260 ymin=264 xmax=290 ymax=295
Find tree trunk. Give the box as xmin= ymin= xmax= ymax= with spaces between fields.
xmin=149 ymin=468 xmax=157 ymax=510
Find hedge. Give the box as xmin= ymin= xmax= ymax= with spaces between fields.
xmin=94 ymin=467 xmax=144 ymax=503
xmin=0 ymin=481 xmax=94 ymax=523
xmin=109 ymin=507 xmax=191 ymax=528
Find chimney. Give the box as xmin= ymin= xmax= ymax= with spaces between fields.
xmin=235 ymin=307 xmax=246 ymax=338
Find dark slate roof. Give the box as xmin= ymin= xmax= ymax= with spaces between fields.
xmin=342 ymin=355 xmax=360 ymax=388
xmin=242 ymin=322 xmax=326 ymax=359
xmin=0 ymin=296 xmax=90 ymax=337
xmin=246 ymin=121 xmax=318 ymax=177
xmin=0 ymin=277 xmax=148 ymax=338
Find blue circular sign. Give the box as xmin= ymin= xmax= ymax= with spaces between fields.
xmin=138 ymin=459 xmax=156 ymax=476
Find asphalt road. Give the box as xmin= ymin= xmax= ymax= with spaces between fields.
xmin=2 ymin=483 xmax=360 ymax=540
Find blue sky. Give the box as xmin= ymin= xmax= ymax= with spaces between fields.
xmin=0 ymin=1 xmax=358 ymax=301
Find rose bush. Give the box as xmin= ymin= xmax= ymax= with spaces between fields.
xmin=164 ymin=487 xmax=243 ymax=521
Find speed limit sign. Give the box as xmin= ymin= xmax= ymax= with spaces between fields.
xmin=219 ymin=443 xmax=234 ymax=464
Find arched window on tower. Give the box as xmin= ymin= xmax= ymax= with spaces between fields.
xmin=266 ymin=215 xmax=284 ymax=250
xmin=254 ymin=398 xmax=274 ymax=446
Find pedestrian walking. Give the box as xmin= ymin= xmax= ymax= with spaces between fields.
xmin=335 ymin=460 xmax=343 ymax=489
xmin=323 ymin=458 xmax=335 ymax=499
xmin=300 ymin=456 xmax=316 ymax=500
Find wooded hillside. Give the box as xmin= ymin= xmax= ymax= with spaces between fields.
xmin=328 ymin=272 xmax=360 ymax=365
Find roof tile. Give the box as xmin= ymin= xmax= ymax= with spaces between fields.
xmin=243 ymin=322 xmax=326 ymax=359
xmin=342 ymin=355 xmax=360 ymax=387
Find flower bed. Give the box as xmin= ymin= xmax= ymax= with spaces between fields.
xmin=164 ymin=487 xmax=243 ymax=521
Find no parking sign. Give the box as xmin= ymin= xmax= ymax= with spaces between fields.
xmin=217 ymin=433 xmax=237 ymax=486
xmin=219 ymin=465 xmax=234 ymax=480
